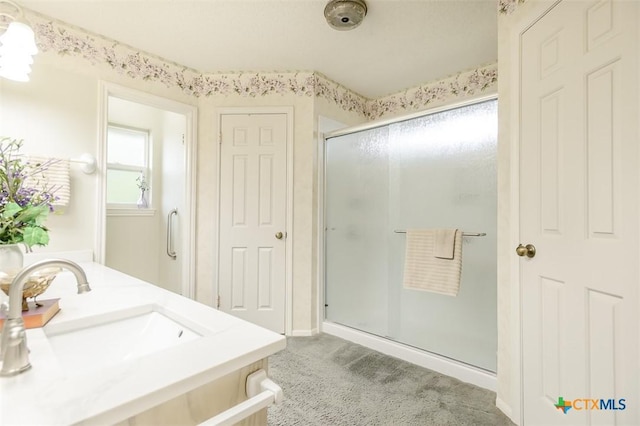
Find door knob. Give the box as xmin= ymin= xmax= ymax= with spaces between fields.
xmin=275 ymin=232 xmax=284 ymax=240
xmin=516 ymin=244 xmax=536 ymax=258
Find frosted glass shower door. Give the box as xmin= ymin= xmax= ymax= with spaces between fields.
xmin=324 ymin=126 xmax=390 ymax=337
xmin=325 ymin=99 xmax=497 ymax=372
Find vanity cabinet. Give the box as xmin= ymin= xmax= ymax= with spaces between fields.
xmin=114 ymin=360 xmax=268 ymax=426
xmin=0 ymin=260 xmax=285 ymax=426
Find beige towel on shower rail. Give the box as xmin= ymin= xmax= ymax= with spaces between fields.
xmin=434 ymin=228 xmax=457 ymax=259
xmin=402 ymin=229 xmax=462 ymax=297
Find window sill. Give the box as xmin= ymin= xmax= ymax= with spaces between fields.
xmin=107 ymin=208 xmax=156 ymax=217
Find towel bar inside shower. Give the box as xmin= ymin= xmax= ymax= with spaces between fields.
xmin=393 ymin=230 xmax=486 ymax=237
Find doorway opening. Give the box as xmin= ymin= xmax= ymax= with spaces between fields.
xmin=97 ymin=83 xmax=197 ymax=298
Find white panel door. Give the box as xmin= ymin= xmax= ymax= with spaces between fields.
xmin=219 ymin=113 xmax=287 ymax=333
xmin=520 ymin=1 xmax=638 ymax=425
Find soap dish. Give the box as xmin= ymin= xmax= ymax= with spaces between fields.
xmin=0 ymin=267 xmax=62 ymax=311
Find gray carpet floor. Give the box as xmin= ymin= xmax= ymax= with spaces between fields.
xmin=267 ymin=333 xmax=514 ymax=426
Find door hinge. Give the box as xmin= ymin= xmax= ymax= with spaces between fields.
xmin=181 ymin=134 xmax=185 ymax=145
xmin=217 ymin=295 xmax=221 ymax=309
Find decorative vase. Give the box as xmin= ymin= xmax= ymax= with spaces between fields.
xmin=137 ymin=189 xmax=149 ymax=209
xmin=0 ymin=244 xmax=24 ymax=308
xmin=0 ymin=244 xmax=24 ymax=276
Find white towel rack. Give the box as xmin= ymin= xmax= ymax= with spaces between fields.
xmin=394 ymin=230 xmax=486 ymax=237
xmin=198 ymin=369 xmax=283 ymax=426
xmin=69 ymin=153 xmax=97 ymax=174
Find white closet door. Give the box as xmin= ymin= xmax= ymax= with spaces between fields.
xmin=520 ymin=1 xmax=638 ymax=424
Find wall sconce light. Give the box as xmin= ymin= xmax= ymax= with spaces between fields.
xmin=0 ymin=0 xmax=37 ymax=82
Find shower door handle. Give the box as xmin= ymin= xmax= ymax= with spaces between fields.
xmin=167 ymin=208 xmax=178 ymax=259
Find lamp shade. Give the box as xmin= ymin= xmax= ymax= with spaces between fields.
xmin=0 ymin=22 xmax=38 ymax=54
xmin=0 ymin=21 xmax=38 ymax=82
xmin=0 ymin=61 xmax=31 ymax=81
xmin=0 ymin=69 xmax=30 ymax=82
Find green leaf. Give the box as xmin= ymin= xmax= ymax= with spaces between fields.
xmin=0 ymin=138 xmax=54 ymax=247
xmin=1 ymin=202 xmax=21 ymax=219
xmin=22 ymin=226 xmax=49 ymax=247
xmin=17 ymin=205 xmax=49 ymax=225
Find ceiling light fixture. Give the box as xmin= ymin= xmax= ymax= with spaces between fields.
xmin=0 ymin=0 xmax=37 ymax=82
xmin=324 ymin=0 xmax=367 ymax=31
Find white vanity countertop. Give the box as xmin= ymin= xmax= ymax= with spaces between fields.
xmin=0 ymin=260 xmax=286 ymax=425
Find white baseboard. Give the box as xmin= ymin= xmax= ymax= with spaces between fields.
xmin=290 ymin=327 xmax=319 ymax=337
xmin=495 ymin=396 xmax=518 ymax=425
xmin=322 ymin=321 xmax=497 ymax=392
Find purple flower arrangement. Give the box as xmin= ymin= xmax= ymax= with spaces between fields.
xmin=0 ymin=137 xmax=59 ymax=248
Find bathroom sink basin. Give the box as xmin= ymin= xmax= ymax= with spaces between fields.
xmin=44 ymin=305 xmax=201 ymax=374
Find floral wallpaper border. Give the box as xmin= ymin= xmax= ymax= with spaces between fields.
xmin=498 ymin=0 xmax=527 ymax=15
xmin=367 ymin=64 xmax=497 ymax=120
xmin=30 ymin=13 xmax=497 ymax=120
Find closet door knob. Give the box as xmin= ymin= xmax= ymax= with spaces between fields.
xmin=275 ymin=232 xmax=284 ymax=240
xmin=516 ymin=244 xmax=536 ymax=258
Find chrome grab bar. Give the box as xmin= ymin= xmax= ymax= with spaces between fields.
xmin=167 ymin=208 xmax=177 ymax=259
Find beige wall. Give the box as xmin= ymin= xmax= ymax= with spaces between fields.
xmin=0 ymin=59 xmax=99 ymax=253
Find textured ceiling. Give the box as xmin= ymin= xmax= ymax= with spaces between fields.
xmin=20 ymin=0 xmax=498 ymax=99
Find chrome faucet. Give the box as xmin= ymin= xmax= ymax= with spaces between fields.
xmin=0 ymin=259 xmax=91 ymax=376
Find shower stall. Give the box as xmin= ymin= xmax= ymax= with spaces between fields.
xmin=323 ymin=98 xmax=497 ymax=373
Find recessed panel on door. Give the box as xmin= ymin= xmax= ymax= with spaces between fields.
xmin=540 ymin=90 xmax=562 ymax=234
xmin=232 ymin=156 xmax=248 ymax=227
xmin=540 ymin=276 xmax=563 ymax=403
xmin=587 ymin=62 xmax=618 ymax=237
xmin=587 ymin=0 xmax=616 ymax=51
xmin=259 ymin=155 xmax=274 ymax=226
xmin=587 ymin=289 xmax=622 ymax=425
xmin=260 ymin=127 xmax=274 ymax=146
xmin=231 ymin=247 xmax=247 ymax=310
xmin=258 ymin=247 xmax=273 ymax=309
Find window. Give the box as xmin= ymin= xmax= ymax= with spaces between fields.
xmin=106 ymin=125 xmax=151 ymax=207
